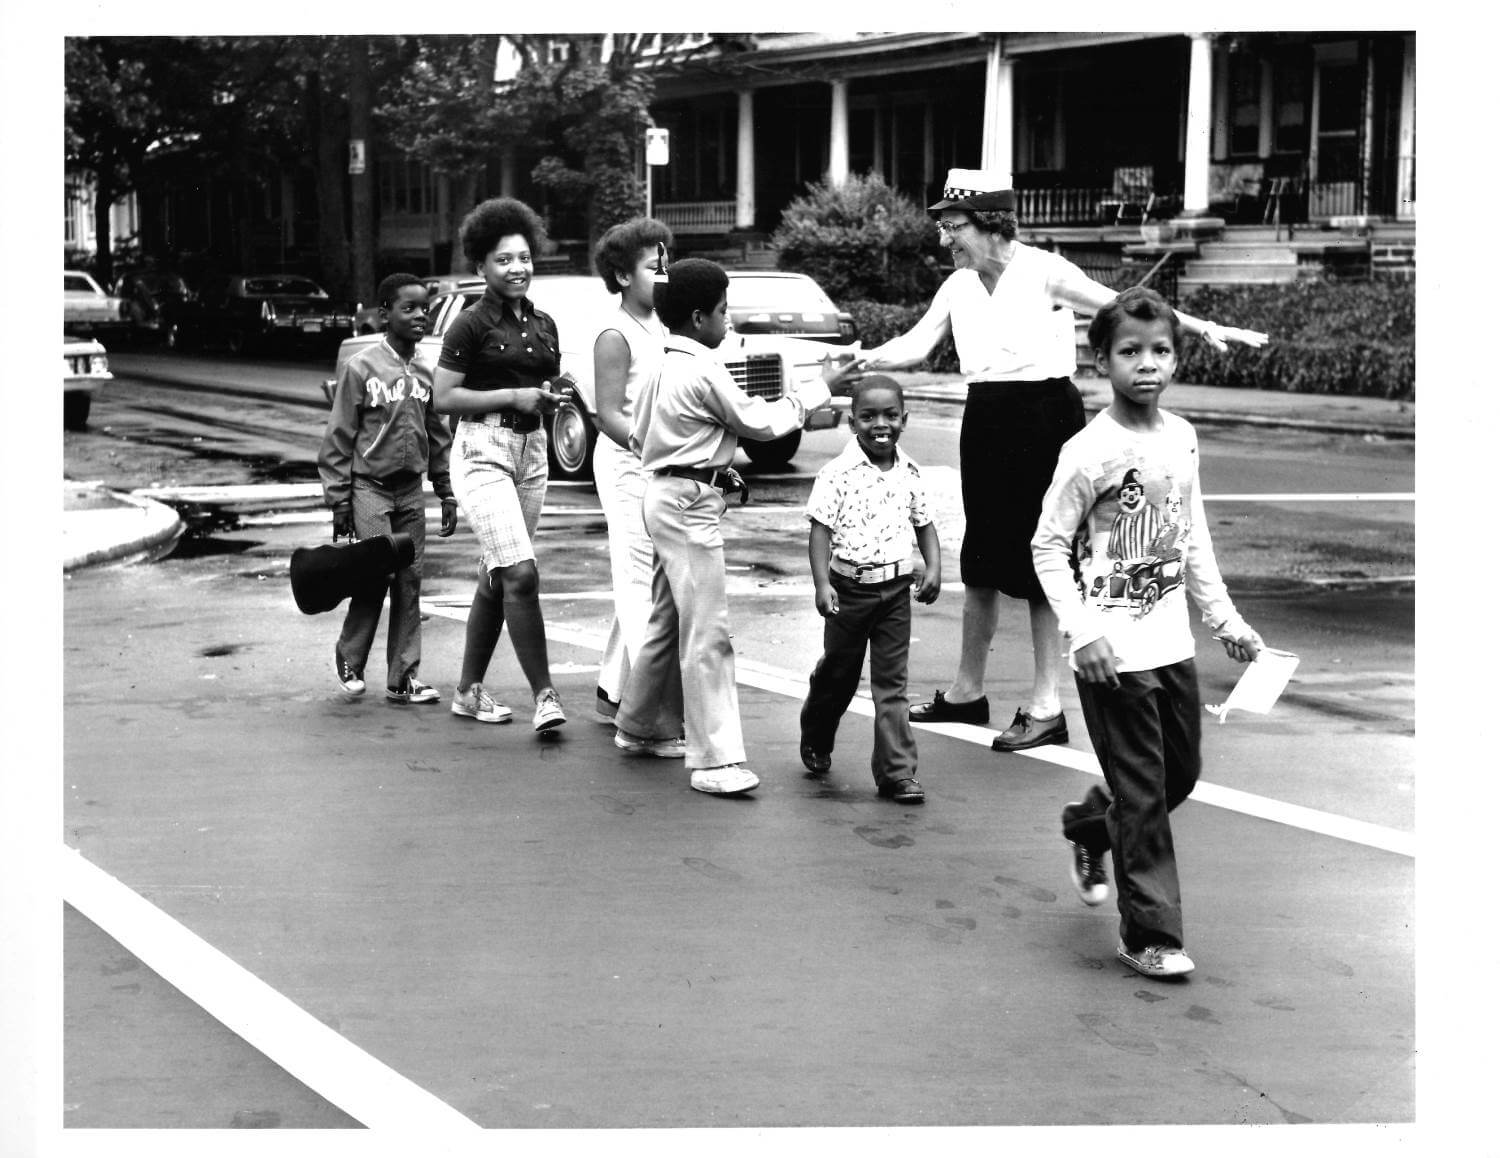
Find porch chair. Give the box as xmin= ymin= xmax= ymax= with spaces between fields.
xmin=1108 ymin=166 xmax=1156 ymax=225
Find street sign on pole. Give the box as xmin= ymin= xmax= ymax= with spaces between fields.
xmin=644 ymin=128 xmax=669 ymax=220
xmin=645 ymin=128 xmax=669 ymax=166
xmin=348 ymin=140 xmax=366 ymax=176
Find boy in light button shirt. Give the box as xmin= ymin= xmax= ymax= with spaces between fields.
xmin=800 ymin=376 xmax=942 ymax=803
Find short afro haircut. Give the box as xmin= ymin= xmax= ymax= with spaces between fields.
xmin=849 ymin=373 xmax=905 ymax=411
xmin=459 ymin=197 xmax=546 ymax=267
xmin=654 ymin=258 xmax=729 ymax=331
xmin=1086 ymin=285 xmax=1183 ymax=354
xmin=375 ymin=272 xmax=425 ymax=308
xmin=593 ymin=217 xmax=674 ymax=295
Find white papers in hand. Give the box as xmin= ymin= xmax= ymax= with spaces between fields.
xmin=1205 ymin=648 xmax=1300 ymax=723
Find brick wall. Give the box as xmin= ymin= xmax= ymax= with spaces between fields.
xmin=1372 ymin=244 xmax=1416 ymax=281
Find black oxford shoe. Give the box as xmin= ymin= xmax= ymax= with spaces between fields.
xmin=909 ymin=691 xmax=990 ymax=725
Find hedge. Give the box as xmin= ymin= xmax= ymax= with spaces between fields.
xmin=841 ymin=280 xmax=1415 ymax=400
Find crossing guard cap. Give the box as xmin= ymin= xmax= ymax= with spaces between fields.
xmin=928 ymin=168 xmax=1017 ymax=216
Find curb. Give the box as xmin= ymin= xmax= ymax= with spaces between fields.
xmin=897 ymin=385 xmax=1414 ymax=440
xmin=63 ymin=487 xmax=187 ymax=573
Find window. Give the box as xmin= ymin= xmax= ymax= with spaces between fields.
xmin=379 ymin=157 xmax=434 ymax=216
xmin=1023 ymin=70 xmax=1062 ymax=171
xmin=1272 ymin=55 xmax=1309 ymax=153
xmin=1229 ymin=55 xmax=1261 ymax=156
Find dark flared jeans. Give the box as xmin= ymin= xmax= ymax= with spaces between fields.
xmin=1063 ymin=658 xmax=1203 ymax=951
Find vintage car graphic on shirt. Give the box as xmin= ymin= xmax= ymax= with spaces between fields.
xmin=1086 ymin=469 xmax=1188 ymax=620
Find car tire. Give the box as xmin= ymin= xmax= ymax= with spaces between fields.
xmin=742 ymin=430 xmax=801 ymax=468
xmin=547 ymin=393 xmax=596 ymax=481
xmin=63 ymin=393 xmax=91 ymax=430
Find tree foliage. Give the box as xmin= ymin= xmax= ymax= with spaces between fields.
xmin=501 ymin=36 xmax=657 ymax=246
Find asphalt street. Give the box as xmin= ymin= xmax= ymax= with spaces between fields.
xmin=51 ymin=520 xmax=1415 ymax=1143
xmin=26 ymin=353 xmax=1436 ymax=1154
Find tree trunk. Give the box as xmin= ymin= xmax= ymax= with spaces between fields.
xmin=449 ymin=170 xmax=478 ymax=274
xmin=348 ymin=37 xmax=376 ymax=301
xmin=311 ymin=64 xmax=352 ymax=296
xmin=92 ymin=169 xmax=116 ymax=287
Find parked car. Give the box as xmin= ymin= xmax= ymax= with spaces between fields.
xmin=724 ymin=270 xmax=859 ymax=345
xmin=63 ymin=336 xmax=112 ymax=429
xmin=321 ymin=274 xmax=856 ymax=480
xmin=196 ymin=273 xmax=356 ymax=355
xmin=64 ymin=270 xmax=128 ymax=338
xmin=114 ymin=270 xmax=202 ymax=349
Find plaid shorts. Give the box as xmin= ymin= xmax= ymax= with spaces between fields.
xmin=452 ymin=415 xmax=549 ymax=570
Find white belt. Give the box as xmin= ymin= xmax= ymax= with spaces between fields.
xmin=830 ymin=558 xmax=913 ymax=584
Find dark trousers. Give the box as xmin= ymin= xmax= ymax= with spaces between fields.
xmin=799 ymin=574 xmax=917 ymax=786
xmin=339 ymin=473 xmax=427 ymax=689
xmin=1062 ymin=658 xmax=1202 ymax=951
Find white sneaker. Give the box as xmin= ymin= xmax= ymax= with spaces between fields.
xmin=451 ymin=683 xmax=511 ymax=724
xmin=689 ymin=765 xmax=759 ymax=795
xmin=614 ymin=730 xmax=687 ymax=759
xmin=533 ymin=689 xmax=566 ymax=732
xmin=1116 ymin=942 xmax=1195 ymax=978
xmin=333 ymin=648 xmax=365 ymax=696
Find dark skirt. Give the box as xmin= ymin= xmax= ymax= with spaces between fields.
xmin=959 ymin=377 xmax=1086 ymax=600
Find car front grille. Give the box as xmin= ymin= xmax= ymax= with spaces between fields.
xmin=726 ymin=353 xmax=782 ymax=400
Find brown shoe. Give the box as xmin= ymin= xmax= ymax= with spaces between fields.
xmin=909 ymin=690 xmax=989 ymax=725
xmin=991 ymin=709 xmax=1068 ymax=752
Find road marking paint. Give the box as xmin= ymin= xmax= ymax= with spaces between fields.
xmin=445 ymin=610 xmax=1414 ymax=859
xmin=58 ymin=847 xmax=482 ymax=1133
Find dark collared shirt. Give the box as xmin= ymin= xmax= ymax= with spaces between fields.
xmin=436 ymin=287 xmax=561 ymax=391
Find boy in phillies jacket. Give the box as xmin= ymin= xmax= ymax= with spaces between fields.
xmin=1031 ymin=287 xmax=1264 ymax=980
xmin=318 ymin=273 xmax=458 ymax=703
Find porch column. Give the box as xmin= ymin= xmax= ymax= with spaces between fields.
xmin=736 ymin=89 xmax=756 ymax=230
xmin=980 ymin=37 xmax=1014 ymax=184
xmin=1182 ymin=33 xmax=1213 ymax=215
xmin=1397 ymin=33 xmax=1416 ymax=218
xmin=828 ymin=79 xmax=849 ymax=185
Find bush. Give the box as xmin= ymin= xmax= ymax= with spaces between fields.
xmin=772 ymin=174 xmax=944 ymax=305
xmin=1176 ymin=280 xmax=1415 ymax=400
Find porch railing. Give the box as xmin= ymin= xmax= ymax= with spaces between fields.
xmin=1017 ymin=187 xmax=1112 ymax=227
xmin=655 ymin=200 xmax=736 ymax=234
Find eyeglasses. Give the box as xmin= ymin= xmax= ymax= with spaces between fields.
xmin=935 ymin=219 xmax=971 ymax=236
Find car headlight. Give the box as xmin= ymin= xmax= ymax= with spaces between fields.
xmin=261 ymin=301 xmax=275 ymax=322
xmin=90 ymin=354 xmax=109 ymax=373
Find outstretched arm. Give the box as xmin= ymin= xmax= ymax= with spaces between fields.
xmin=1050 ymin=262 xmax=1268 ymax=351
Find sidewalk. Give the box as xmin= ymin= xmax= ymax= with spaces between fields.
xmin=893 ymin=371 xmax=1416 ymax=439
xmin=62 ymin=378 xmax=1413 ymax=572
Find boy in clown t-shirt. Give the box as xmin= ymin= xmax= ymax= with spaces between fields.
xmin=1031 ymin=287 xmax=1265 ymax=981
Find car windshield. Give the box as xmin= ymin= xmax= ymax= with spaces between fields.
xmin=726 ymin=276 xmax=834 ymax=312
xmin=64 ymin=274 xmax=99 ymax=294
xmin=142 ymin=274 xmax=190 ymax=295
xmin=245 ymin=277 xmax=326 ymax=296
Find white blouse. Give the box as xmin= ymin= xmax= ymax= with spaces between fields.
xmin=871 ymin=243 xmax=1082 ymax=383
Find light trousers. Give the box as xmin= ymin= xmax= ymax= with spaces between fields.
xmin=616 ymin=475 xmax=743 ymax=769
xmin=593 ymin=438 xmax=655 ymax=704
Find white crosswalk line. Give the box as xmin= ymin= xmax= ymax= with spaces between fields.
xmin=436 ymin=603 xmax=1413 ymax=859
